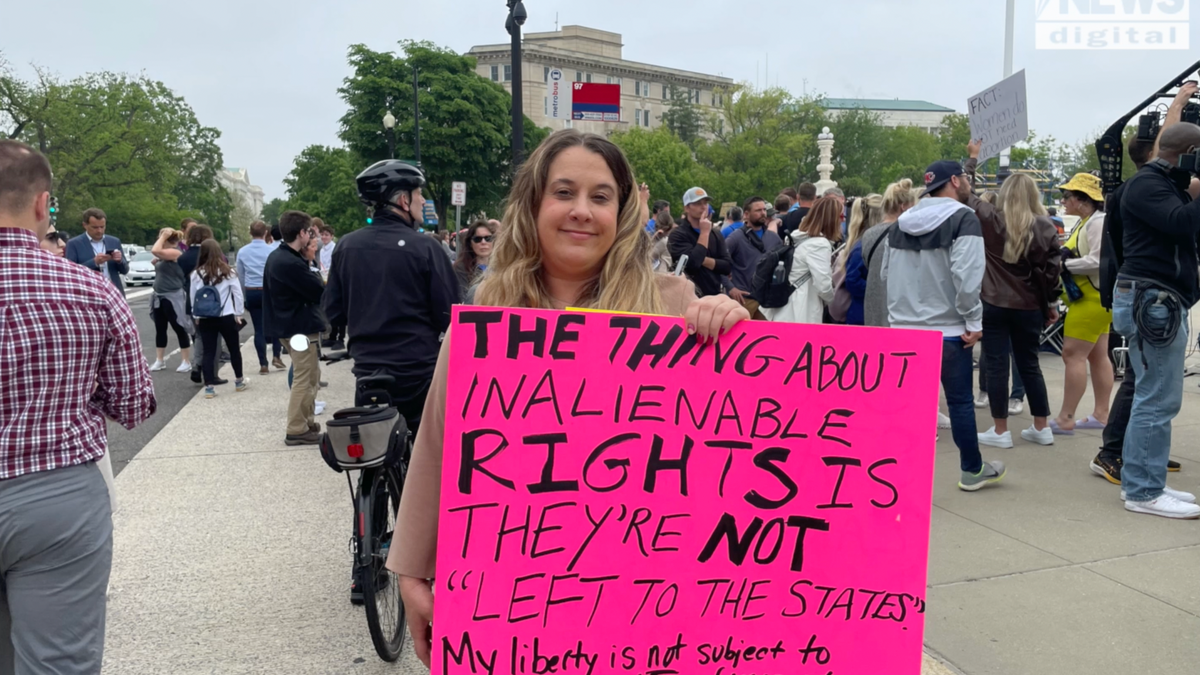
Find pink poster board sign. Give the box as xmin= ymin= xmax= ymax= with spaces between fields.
xmin=434 ymin=307 xmax=942 ymax=675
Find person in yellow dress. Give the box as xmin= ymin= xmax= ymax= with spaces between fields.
xmin=1052 ymin=173 xmax=1114 ymax=434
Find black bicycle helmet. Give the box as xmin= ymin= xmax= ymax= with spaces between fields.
xmin=356 ymin=160 xmax=426 ymax=206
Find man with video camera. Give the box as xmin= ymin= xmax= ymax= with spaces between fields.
xmin=1109 ymin=116 xmax=1200 ymax=519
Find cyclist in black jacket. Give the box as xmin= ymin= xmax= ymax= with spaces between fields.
xmin=322 ymin=161 xmax=459 ymax=434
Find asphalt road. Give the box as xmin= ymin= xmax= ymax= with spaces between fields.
xmin=107 ymin=285 xmax=253 ymax=476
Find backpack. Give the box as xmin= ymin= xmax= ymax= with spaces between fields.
xmin=828 ymin=243 xmax=854 ymax=323
xmin=750 ymin=236 xmax=798 ymax=309
xmin=193 ymin=280 xmax=226 ymax=318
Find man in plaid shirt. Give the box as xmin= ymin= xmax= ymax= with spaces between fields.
xmin=0 ymin=140 xmax=156 ymax=673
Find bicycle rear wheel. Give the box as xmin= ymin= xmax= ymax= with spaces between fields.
xmin=359 ymin=466 xmax=406 ymax=661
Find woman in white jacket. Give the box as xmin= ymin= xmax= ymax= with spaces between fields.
xmin=763 ymin=196 xmax=842 ymax=324
xmin=190 ymin=239 xmax=248 ymax=399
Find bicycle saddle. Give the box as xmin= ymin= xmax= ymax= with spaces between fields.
xmin=356 ymin=373 xmax=396 ymax=392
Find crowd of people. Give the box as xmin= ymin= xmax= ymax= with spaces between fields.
xmin=3 ymin=77 xmax=1200 ymax=670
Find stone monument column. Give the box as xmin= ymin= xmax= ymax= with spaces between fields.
xmin=814 ymin=126 xmax=839 ymax=196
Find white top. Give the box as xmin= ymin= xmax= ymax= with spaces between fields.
xmin=761 ymin=232 xmax=836 ymax=325
xmin=1064 ymin=211 xmax=1105 ymax=287
xmin=320 ymin=240 xmax=336 ymax=272
xmin=90 ymin=238 xmax=109 ymax=277
xmin=189 ymin=271 xmax=245 ymax=317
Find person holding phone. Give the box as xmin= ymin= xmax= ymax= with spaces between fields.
xmin=65 ymin=208 xmax=128 ymax=293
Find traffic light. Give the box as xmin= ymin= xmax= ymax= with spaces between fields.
xmin=49 ymin=196 xmax=58 ymax=227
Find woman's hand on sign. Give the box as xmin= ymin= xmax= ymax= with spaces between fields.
xmin=400 ymin=576 xmax=434 ymax=666
xmin=685 ymin=294 xmax=749 ymax=345
xmin=967 ymin=139 xmax=982 ymax=160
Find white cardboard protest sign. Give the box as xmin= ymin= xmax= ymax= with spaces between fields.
xmin=967 ymin=70 xmax=1028 ymax=162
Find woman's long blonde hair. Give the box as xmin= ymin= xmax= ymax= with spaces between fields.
xmin=998 ymin=173 xmax=1047 ymax=264
xmin=475 ymin=129 xmax=664 ymax=315
xmin=839 ymin=193 xmax=883 ymax=273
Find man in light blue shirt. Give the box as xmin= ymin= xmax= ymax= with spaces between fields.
xmin=236 ymin=221 xmax=282 ymax=373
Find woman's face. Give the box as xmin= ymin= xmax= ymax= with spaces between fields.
xmin=40 ymin=228 xmax=65 ymax=256
xmin=536 ymin=147 xmax=620 ymax=281
xmin=1061 ymin=192 xmax=1084 ymax=217
xmin=305 ymin=231 xmax=319 ymax=260
xmin=470 ymin=226 xmax=494 ymax=261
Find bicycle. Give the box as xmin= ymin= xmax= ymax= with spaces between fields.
xmin=319 ymin=350 xmax=410 ymax=662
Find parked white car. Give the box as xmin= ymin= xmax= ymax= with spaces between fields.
xmin=125 ymin=251 xmax=157 ymax=287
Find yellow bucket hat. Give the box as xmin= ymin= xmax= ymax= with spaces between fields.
xmin=1057 ymin=173 xmax=1104 ymax=203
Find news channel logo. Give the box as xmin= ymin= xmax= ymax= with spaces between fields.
xmin=1035 ymin=0 xmax=1190 ymax=50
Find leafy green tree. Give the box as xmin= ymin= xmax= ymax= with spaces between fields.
xmin=283 ymin=145 xmax=365 ymax=236
xmin=261 ymin=198 xmax=287 ymax=226
xmin=227 ymin=189 xmax=257 ymax=249
xmin=697 ymin=86 xmax=821 ymax=200
xmin=0 ymin=61 xmax=230 ymax=245
xmin=837 ymin=176 xmax=875 ymax=198
xmin=609 ymin=127 xmax=697 ymax=215
xmin=876 ymin=125 xmax=943 ymax=191
xmin=937 ymin=113 xmax=973 ymax=161
xmin=826 ymin=108 xmax=889 ymax=190
xmin=659 ymin=86 xmax=705 ymax=148
xmin=337 ymin=41 xmax=548 ymax=225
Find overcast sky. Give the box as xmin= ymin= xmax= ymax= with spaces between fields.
xmin=5 ymin=0 xmax=1197 ymax=200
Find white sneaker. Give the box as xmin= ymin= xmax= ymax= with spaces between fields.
xmin=974 ymin=392 xmax=989 ymax=409
xmin=1020 ymin=425 xmax=1054 ymax=446
xmin=1121 ymin=486 xmax=1196 ymax=503
xmin=1008 ymin=398 xmax=1024 ymax=415
xmin=314 ymin=401 xmax=326 ymax=416
xmin=1124 ymin=493 xmax=1200 ymax=519
xmin=176 ymin=361 xmax=192 ymax=373
xmin=938 ymin=412 xmax=952 ymax=429
xmin=978 ymin=426 xmax=1013 ymax=449
xmin=149 ymin=360 xmax=166 ymax=372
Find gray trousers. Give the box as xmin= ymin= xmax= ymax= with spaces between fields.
xmin=0 ymin=462 xmax=112 ymax=675
xmin=191 ymin=328 xmax=231 ymax=374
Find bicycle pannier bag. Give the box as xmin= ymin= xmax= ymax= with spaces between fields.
xmin=319 ymin=406 xmax=407 ymax=472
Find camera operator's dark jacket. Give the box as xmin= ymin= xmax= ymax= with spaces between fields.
xmin=263 ymin=243 xmax=326 ymax=340
xmin=1099 ymin=181 xmax=1132 ymax=309
xmin=1112 ymin=161 xmax=1200 ymax=305
xmin=322 ymin=209 xmax=458 ymax=384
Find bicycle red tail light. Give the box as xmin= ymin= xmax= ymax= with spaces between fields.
xmin=348 ymin=443 xmax=364 ymax=458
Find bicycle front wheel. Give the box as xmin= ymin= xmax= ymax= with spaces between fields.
xmin=360 ymin=466 xmax=406 ymax=661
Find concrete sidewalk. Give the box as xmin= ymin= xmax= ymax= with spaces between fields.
xmin=103 ymin=341 xmax=1200 ymax=674
xmin=103 ymin=342 xmax=424 ymax=673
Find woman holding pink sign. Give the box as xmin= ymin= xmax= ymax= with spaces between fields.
xmin=387 ymin=128 xmax=749 ymax=666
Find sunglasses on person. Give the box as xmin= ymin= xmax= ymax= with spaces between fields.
xmin=472 ymin=235 xmax=494 ymax=244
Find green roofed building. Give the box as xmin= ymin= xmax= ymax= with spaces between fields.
xmin=820 ymin=98 xmax=957 ymax=135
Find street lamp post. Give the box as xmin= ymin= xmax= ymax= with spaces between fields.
xmin=412 ymin=65 xmax=421 ymax=166
xmin=506 ymin=0 xmax=527 ymax=169
xmin=382 ymin=110 xmax=396 ymax=160
xmin=997 ymin=0 xmax=1016 ymax=185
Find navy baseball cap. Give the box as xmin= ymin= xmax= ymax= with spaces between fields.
xmin=922 ymin=160 xmax=964 ymax=196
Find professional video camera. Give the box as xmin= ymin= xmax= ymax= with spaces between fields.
xmin=1095 ymin=60 xmax=1200 ymax=194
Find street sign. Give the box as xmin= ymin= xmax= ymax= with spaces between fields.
xmin=423 ymin=199 xmax=438 ymax=227
xmin=571 ymin=82 xmax=621 ymax=122
xmin=548 ymin=68 xmax=570 ymax=120
xmin=451 ymin=181 xmax=467 ymax=207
